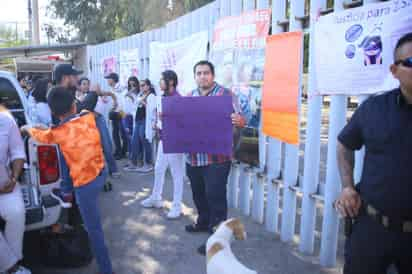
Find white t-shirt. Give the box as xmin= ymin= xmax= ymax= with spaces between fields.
xmin=111 ymin=83 xmax=127 ymax=113
xmin=95 ymin=96 xmax=114 ymax=122
xmin=155 ymin=95 xmax=162 ymax=130
xmin=145 ymin=93 xmax=156 ymax=142
xmin=0 ymin=111 xmax=25 ymax=188
xmin=32 ymin=102 xmax=52 ymax=127
xmin=123 ymin=92 xmax=138 ymax=117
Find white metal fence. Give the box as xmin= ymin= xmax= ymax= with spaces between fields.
xmin=87 ymin=0 xmax=387 ymax=267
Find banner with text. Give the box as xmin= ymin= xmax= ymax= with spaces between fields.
xmin=102 ymin=56 xmax=117 ymax=77
xmin=313 ymin=1 xmax=412 ymax=95
xmin=119 ymin=48 xmax=140 ymax=88
xmin=149 ymin=31 xmax=208 ymax=95
xmin=211 ymin=9 xmax=271 ymax=166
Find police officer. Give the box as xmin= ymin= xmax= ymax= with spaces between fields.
xmin=336 ymin=32 xmax=412 ymax=274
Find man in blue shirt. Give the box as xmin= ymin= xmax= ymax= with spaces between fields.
xmin=336 ymin=32 xmax=412 ymax=274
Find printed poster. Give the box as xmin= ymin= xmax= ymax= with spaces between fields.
xmin=313 ymin=1 xmax=412 ymax=95
xmin=211 ymin=9 xmax=271 ymax=166
xmin=119 ymin=48 xmax=140 ymax=87
xmin=102 ymin=56 xmax=117 ymax=76
xmin=149 ymin=31 xmax=208 ymax=95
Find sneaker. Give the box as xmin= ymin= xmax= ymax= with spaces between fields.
xmin=167 ymin=205 xmax=182 ymax=219
xmin=51 ymin=189 xmax=72 ymax=208
xmin=185 ymin=223 xmax=209 ymax=233
xmin=197 ymin=243 xmax=206 ymax=256
xmin=137 ymin=164 xmax=154 ymax=173
xmin=13 ymin=265 xmax=32 ymax=274
xmin=141 ymin=197 xmax=163 ymax=208
xmin=123 ymin=165 xmax=141 ymax=172
xmin=111 ymin=172 xmax=121 ymax=178
xmin=114 ymin=154 xmax=123 ymax=160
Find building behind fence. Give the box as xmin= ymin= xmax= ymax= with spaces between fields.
xmin=86 ymin=0 xmax=389 ymax=268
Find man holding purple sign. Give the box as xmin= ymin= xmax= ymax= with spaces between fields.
xmin=182 ymin=61 xmax=246 ymax=256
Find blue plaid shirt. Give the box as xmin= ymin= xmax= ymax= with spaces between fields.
xmin=185 ymin=82 xmax=233 ymax=167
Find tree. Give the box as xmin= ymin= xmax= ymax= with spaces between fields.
xmin=0 ymin=25 xmax=28 ymax=48
xmin=48 ymin=0 xmax=213 ymax=43
xmin=48 ymin=0 xmax=145 ymax=43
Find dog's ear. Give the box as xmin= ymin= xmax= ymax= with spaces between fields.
xmin=207 ymin=243 xmax=224 ymax=263
xmin=226 ymin=218 xmax=246 ymax=240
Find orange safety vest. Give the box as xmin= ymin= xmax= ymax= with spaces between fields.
xmin=29 ymin=112 xmax=105 ymax=188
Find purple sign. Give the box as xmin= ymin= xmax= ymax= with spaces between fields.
xmin=162 ymin=96 xmax=233 ymax=155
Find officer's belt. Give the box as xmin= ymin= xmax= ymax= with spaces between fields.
xmin=363 ymin=203 xmax=412 ymax=233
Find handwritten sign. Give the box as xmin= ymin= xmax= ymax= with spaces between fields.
xmin=162 ymin=96 xmax=233 ymax=155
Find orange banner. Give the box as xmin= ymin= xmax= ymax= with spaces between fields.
xmin=262 ymin=31 xmax=303 ymax=145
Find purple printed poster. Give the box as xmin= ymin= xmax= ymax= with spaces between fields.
xmin=162 ymin=96 xmax=233 ymax=155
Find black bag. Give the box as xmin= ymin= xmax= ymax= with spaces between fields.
xmin=233 ymin=127 xmax=259 ymax=166
xmin=24 ymin=226 xmax=93 ymax=268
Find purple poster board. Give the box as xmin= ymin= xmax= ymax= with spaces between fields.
xmin=162 ymin=96 xmax=233 ymax=155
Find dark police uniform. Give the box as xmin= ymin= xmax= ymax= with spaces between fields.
xmin=338 ymin=88 xmax=412 ymax=274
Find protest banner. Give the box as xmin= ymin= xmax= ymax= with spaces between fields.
xmin=162 ymin=96 xmax=233 ymax=156
xmin=262 ymin=32 xmax=303 ymax=145
xmin=211 ymin=9 xmax=271 ymax=165
xmin=102 ymin=56 xmax=117 ymax=76
xmin=313 ymin=1 xmax=412 ymax=95
xmin=149 ymin=31 xmax=208 ymax=95
xmin=119 ymin=49 xmax=139 ymax=87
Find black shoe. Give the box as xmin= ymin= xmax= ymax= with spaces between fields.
xmin=185 ymin=223 xmax=209 ymax=233
xmin=197 ymin=243 xmax=206 ymax=256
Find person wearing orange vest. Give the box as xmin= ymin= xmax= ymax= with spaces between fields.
xmin=21 ymin=87 xmax=114 ymax=274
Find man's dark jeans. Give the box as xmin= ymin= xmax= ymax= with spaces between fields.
xmin=344 ymin=214 xmax=412 ymax=274
xmin=111 ymin=113 xmax=128 ymax=157
xmin=186 ymin=162 xmax=231 ymax=232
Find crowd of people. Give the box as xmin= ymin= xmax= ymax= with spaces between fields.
xmin=0 ymin=32 xmax=411 ymax=274
xmin=0 ymin=59 xmax=246 ymax=274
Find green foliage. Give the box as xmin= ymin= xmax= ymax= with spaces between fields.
xmin=48 ymin=0 xmax=213 ymax=43
xmin=0 ymin=25 xmax=28 ymax=48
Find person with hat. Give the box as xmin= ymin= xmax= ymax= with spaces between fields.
xmin=53 ymin=64 xmax=83 ymax=95
xmin=336 ymin=32 xmax=412 ymax=274
xmin=51 ymin=64 xmax=85 ymax=203
xmin=104 ymin=73 xmax=128 ymax=160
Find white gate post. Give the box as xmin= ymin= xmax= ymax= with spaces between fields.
xmin=280 ymin=0 xmax=304 ymax=243
xmin=299 ymin=0 xmax=326 ymax=254
xmin=264 ymin=0 xmax=286 ymax=234
xmin=319 ymin=0 xmax=347 ymax=266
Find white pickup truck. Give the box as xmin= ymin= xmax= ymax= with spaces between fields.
xmin=0 ymin=70 xmax=65 ymax=231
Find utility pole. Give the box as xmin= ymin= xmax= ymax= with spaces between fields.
xmin=28 ymin=0 xmax=33 ymax=44
xmin=32 ymin=0 xmax=40 ymax=45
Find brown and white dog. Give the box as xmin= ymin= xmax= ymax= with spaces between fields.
xmin=206 ymin=218 xmax=257 ymax=274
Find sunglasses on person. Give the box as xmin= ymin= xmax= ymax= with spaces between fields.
xmin=394 ymin=56 xmax=412 ymax=68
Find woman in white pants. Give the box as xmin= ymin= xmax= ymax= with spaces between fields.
xmin=141 ymin=70 xmax=184 ymax=219
xmin=0 ymin=108 xmax=31 ymax=274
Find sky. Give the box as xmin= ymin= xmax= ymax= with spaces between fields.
xmin=0 ymin=0 xmax=68 ymax=43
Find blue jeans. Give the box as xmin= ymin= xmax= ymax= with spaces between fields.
xmin=59 ymin=152 xmax=73 ymax=194
xmin=111 ymin=114 xmax=128 ymax=156
xmin=96 ymin=114 xmax=118 ymax=175
xmin=186 ymin=162 xmax=231 ymax=232
xmin=74 ymin=168 xmax=113 ymax=274
xmin=129 ymin=119 xmax=152 ymax=164
xmin=122 ymin=115 xmax=133 ymax=152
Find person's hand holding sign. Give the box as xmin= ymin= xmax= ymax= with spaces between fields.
xmin=231 ymin=113 xmax=246 ymax=128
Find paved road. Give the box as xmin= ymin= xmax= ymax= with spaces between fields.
xmin=32 ymin=161 xmax=343 ymax=274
